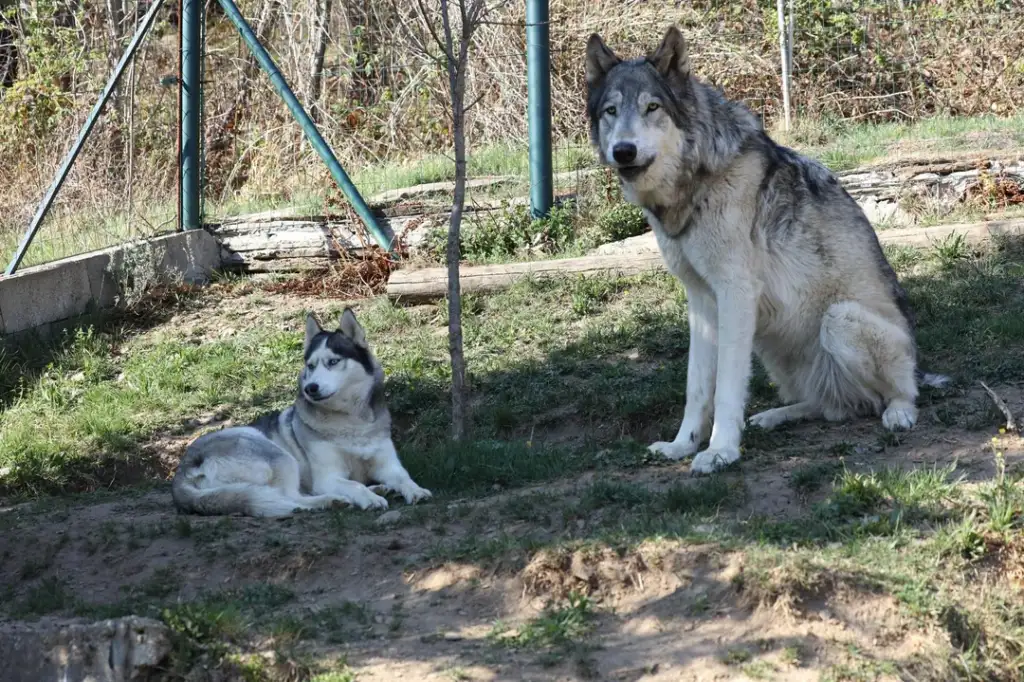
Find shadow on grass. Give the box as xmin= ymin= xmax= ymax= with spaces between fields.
xmin=3 ymin=237 xmax=1024 ymax=506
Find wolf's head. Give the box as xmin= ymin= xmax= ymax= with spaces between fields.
xmin=299 ymin=308 xmax=382 ymax=414
xmin=585 ymin=27 xmax=694 ymax=190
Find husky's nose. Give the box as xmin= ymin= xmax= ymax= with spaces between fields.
xmin=304 ymin=383 xmax=320 ymax=398
xmin=612 ymin=142 xmax=637 ymax=165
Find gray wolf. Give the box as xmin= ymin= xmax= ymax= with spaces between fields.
xmin=585 ymin=26 xmax=949 ymax=474
xmin=171 ymin=309 xmax=432 ymax=517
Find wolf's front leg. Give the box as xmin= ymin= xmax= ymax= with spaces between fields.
xmin=690 ymin=285 xmax=758 ymax=475
xmin=368 ymin=443 xmax=433 ymax=505
xmin=649 ymin=286 xmax=717 ymax=461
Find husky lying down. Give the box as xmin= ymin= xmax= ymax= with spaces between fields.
xmin=585 ymin=27 xmax=949 ymax=474
xmin=171 ymin=309 xmax=432 ymax=518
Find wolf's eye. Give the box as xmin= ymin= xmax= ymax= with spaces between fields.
xmin=327 ymin=358 xmax=340 ymax=367
xmin=646 ymin=102 xmax=660 ymax=113
xmin=604 ymin=106 xmax=617 ymax=116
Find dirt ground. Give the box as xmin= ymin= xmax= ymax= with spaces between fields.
xmin=2 ymin=280 xmax=1023 ymax=681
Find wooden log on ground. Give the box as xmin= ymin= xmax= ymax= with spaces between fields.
xmin=385 ymin=218 xmax=1024 ymax=303
xmin=387 ymin=253 xmax=667 ymax=303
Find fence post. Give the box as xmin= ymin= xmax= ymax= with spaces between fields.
xmin=180 ymin=0 xmax=202 ymax=230
xmin=526 ymin=0 xmax=553 ymax=219
xmin=776 ymin=0 xmax=792 ymax=131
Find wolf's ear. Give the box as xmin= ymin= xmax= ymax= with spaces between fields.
xmin=649 ymin=25 xmax=689 ymax=80
xmin=586 ymin=33 xmax=620 ymax=87
xmin=304 ymin=313 xmax=322 ymax=349
xmin=338 ymin=308 xmax=367 ymax=348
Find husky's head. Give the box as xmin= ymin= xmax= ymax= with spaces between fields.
xmin=585 ymin=26 xmax=693 ymax=191
xmin=300 ymin=309 xmax=381 ymax=412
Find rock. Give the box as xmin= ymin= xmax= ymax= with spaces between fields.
xmin=0 ymin=616 xmax=172 ymax=682
xmin=375 ymin=510 xmax=402 ymax=527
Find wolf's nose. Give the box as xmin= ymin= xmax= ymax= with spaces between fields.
xmin=304 ymin=383 xmax=320 ymax=397
xmin=612 ymin=142 xmax=637 ymax=165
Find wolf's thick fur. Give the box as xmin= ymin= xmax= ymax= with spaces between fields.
xmin=585 ymin=27 xmax=949 ymax=474
xmin=171 ymin=309 xmax=432 ymax=517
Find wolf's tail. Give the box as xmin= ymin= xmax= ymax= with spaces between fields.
xmin=916 ymin=368 xmax=952 ymax=389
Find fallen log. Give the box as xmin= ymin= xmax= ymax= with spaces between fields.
xmin=385 ymin=218 xmax=1024 ymax=303
xmin=387 ymin=253 xmax=666 ymax=303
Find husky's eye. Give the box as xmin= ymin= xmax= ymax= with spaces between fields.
xmin=646 ymin=102 xmax=660 ymax=114
xmin=604 ymin=105 xmax=617 ymax=117
xmin=327 ymin=358 xmax=340 ymax=367
xmin=306 ymin=363 xmax=315 ymax=372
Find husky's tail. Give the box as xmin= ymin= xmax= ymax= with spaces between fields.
xmin=916 ymin=368 xmax=952 ymax=389
xmin=171 ymin=446 xmax=319 ymax=518
xmin=171 ymin=477 xmax=309 ymax=518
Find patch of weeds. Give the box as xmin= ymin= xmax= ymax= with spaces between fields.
xmin=790 ymin=460 xmax=843 ymax=495
xmin=311 ymin=601 xmax=373 ymax=643
xmin=821 ymin=657 xmax=898 ymax=682
xmin=138 ymin=565 xmax=183 ymax=599
xmin=977 ymin=452 xmax=1024 ymax=534
xmin=162 ymin=601 xmax=245 ymax=669
xmin=779 ymin=644 xmax=805 ymax=666
xmin=932 ymin=232 xmax=972 ymax=270
xmin=815 ymin=463 xmax=958 ymax=536
xmin=663 ymin=478 xmax=739 ymax=516
xmin=569 ymin=276 xmax=622 ymax=317
xmin=11 ymin=576 xmax=73 ymax=617
xmin=490 ymin=591 xmax=594 ymax=650
xmin=310 ymin=663 xmax=358 ymax=682
xmin=742 ymin=660 xmax=778 ymax=679
xmin=589 ymin=202 xmax=648 ymax=244
xmin=721 ymin=646 xmax=753 ymax=665
xmin=388 ymin=600 xmax=405 ymax=638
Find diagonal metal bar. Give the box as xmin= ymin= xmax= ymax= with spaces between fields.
xmin=4 ymin=0 xmax=165 ymax=276
xmin=216 ymin=0 xmax=393 ymax=254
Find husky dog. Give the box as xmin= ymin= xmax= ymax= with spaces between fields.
xmin=171 ymin=309 xmax=432 ymax=517
xmin=585 ymin=27 xmax=949 ymax=474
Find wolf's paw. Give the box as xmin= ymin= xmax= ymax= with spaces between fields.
xmin=690 ymin=447 xmax=741 ymax=475
xmin=400 ymin=482 xmax=433 ymax=505
xmin=748 ymin=409 xmax=785 ymax=430
xmin=648 ymin=440 xmax=698 ymax=461
xmin=882 ymin=401 xmax=917 ymax=432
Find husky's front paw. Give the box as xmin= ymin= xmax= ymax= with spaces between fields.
xmin=346 ymin=487 xmax=389 ymax=510
xmin=690 ymin=447 xmax=741 ymax=475
xmin=648 ymin=440 xmax=698 ymax=461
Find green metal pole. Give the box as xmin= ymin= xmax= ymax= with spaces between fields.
xmin=3 ymin=0 xmax=164 ymax=276
xmin=216 ymin=0 xmax=392 ymax=253
xmin=526 ymin=0 xmax=553 ymax=219
xmin=180 ymin=0 xmax=202 ymax=230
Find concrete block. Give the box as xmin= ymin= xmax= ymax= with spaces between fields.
xmin=0 ymin=616 xmax=171 ymax=682
xmin=0 ymin=259 xmax=92 ymax=334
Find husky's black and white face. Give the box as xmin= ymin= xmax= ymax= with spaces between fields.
xmin=585 ymin=27 xmax=692 ymax=191
xmin=300 ymin=309 xmax=378 ymax=411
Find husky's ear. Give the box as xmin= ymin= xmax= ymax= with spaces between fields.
xmin=649 ymin=25 xmax=690 ymax=80
xmin=304 ymin=313 xmax=322 ymax=349
xmin=586 ymin=33 xmax=620 ymax=87
xmin=338 ymin=308 xmax=368 ymax=348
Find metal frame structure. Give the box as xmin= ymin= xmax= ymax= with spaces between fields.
xmin=3 ymin=0 xmax=555 ymax=275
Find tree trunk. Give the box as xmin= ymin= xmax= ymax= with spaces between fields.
xmin=440 ymin=0 xmax=468 ymax=440
xmin=307 ymin=0 xmax=331 ymax=124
